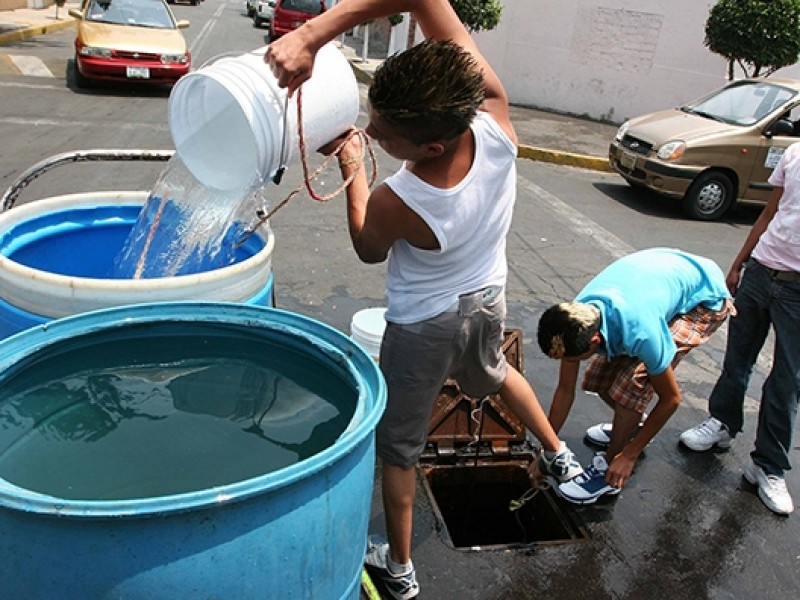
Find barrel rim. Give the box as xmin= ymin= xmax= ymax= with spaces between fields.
xmin=0 ymin=302 xmax=386 ymax=518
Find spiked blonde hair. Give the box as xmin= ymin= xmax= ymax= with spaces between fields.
xmin=537 ymin=303 xmax=601 ymax=359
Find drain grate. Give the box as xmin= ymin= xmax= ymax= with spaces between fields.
xmin=420 ymin=462 xmax=590 ymax=551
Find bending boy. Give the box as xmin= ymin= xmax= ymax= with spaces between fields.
xmin=537 ymin=248 xmax=733 ymax=505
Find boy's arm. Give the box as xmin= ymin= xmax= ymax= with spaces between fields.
xmin=548 ymin=360 xmax=580 ymax=434
xmin=266 ymin=0 xmax=515 ymax=143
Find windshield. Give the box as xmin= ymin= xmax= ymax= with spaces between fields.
xmin=682 ymin=81 xmax=798 ymax=126
xmin=85 ymin=0 xmax=175 ymax=29
xmin=281 ymin=0 xmax=324 ymax=15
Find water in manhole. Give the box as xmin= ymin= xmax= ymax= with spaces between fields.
xmin=421 ymin=462 xmax=590 ymax=551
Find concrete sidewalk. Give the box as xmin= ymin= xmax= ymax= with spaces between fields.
xmin=0 ymin=4 xmax=618 ymax=172
xmin=0 ymin=2 xmax=78 ymax=44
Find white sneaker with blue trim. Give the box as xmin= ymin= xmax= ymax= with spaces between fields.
xmin=557 ymin=452 xmax=622 ymax=505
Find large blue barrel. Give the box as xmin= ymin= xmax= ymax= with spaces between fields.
xmin=0 ymin=193 xmax=275 ymax=340
xmin=0 ymin=302 xmax=385 ymax=599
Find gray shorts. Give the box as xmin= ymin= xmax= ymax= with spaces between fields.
xmin=376 ymin=286 xmax=508 ymax=468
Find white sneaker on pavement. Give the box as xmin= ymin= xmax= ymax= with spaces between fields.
xmin=679 ymin=416 xmax=732 ymax=451
xmin=743 ymin=461 xmax=794 ymax=515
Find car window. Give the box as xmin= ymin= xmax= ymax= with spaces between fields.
xmin=85 ymin=0 xmax=174 ymax=29
xmin=685 ymin=82 xmax=797 ymax=126
xmin=280 ymin=0 xmax=324 ymax=15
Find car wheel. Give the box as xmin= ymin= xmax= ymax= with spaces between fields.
xmin=247 ymin=7 xmax=255 ymax=17
xmin=72 ymin=58 xmax=91 ymax=89
xmin=253 ymin=16 xmax=263 ymax=27
xmin=682 ymin=171 xmax=735 ymax=221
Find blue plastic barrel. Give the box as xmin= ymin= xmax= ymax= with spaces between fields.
xmin=0 ymin=193 xmax=275 ymax=340
xmin=0 ymin=302 xmax=385 ymax=599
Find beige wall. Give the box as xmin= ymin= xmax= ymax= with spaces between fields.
xmin=0 ymin=0 xmax=54 ymax=9
xmin=0 ymin=0 xmax=29 ymax=10
xmin=475 ymin=0 xmax=800 ymax=124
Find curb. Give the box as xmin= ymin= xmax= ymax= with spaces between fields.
xmin=0 ymin=17 xmax=74 ymax=46
xmin=347 ymin=61 xmax=610 ymax=172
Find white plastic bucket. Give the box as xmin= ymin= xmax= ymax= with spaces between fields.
xmin=167 ymin=43 xmax=360 ymax=191
xmin=350 ymin=307 xmax=387 ymax=361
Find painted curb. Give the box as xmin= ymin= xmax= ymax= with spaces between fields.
xmin=348 ymin=60 xmax=610 ymax=172
xmin=0 ymin=17 xmax=74 ymax=46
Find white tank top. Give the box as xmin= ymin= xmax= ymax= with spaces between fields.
xmin=383 ymin=111 xmax=517 ymax=324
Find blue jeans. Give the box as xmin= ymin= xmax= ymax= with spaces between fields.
xmin=709 ymin=259 xmax=800 ymax=476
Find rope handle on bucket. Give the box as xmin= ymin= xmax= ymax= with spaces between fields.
xmin=235 ymin=86 xmax=377 ymax=248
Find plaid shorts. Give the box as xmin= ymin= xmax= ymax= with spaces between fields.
xmin=581 ymin=299 xmax=734 ymax=413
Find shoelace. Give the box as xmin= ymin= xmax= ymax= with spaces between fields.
xmin=575 ymin=465 xmax=601 ymax=484
xmin=697 ymin=419 xmax=722 ymax=435
xmin=764 ymin=474 xmax=789 ymax=491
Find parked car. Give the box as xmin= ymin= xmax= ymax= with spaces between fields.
xmin=69 ymin=0 xmax=191 ymax=88
xmin=269 ymin=0 xmax=325 ymax=40
xmin=608 ymin=78 xmax=800 ymax=220
xmin=253 ymin=0 xmax=276 ymax=28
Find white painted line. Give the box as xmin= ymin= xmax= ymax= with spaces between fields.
xmin=8 ymin=54 xmax=53 ymax=78
xmin=517 ymin=177 xmax=634 ymax=260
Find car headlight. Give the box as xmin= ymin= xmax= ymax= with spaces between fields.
xmin=614 ymin=121 xmax=629 ymax=141
xmin=657 ymin=141 xmax=686 ymax=160
xmin=78 ymin=46 xmax=112 ymax=58
xmin=161 ymin=54 xmax=189 ymax=65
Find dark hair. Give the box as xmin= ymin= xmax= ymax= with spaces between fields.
xmin=368 ymin=39 xmax=485 ymax=145
xmin=537 ymin=303 xmax=601 ymax=359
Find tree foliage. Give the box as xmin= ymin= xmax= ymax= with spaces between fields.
xmin=449 ymin=0 xmax=503 ymax=33
xmin=705 ymin=0 xmax=800 ymax=79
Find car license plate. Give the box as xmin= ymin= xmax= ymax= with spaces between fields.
xmin=126 ymin=66 xmax=150 ymax=79
xmin=765 ymin=146 xmax=785 ymax=169
xmin=620 ymin=151 xmax=636 ymax=171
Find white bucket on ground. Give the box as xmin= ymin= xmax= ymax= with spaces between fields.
xmin=350 ymin=307 xmax=387 ymax=361
xmin=167 ymin=43 xmax=360 ymax=191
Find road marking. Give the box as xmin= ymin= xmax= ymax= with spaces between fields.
xmin=517 ymin=177 xmax=634 ymax=259
xmin=8 ymin=54 xmax=53 ymax=77
xmin=0 ymin=116 xmax=168 ymax=131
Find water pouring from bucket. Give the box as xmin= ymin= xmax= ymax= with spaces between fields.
xmin=112 ymin=42 xmax=361 ymax=279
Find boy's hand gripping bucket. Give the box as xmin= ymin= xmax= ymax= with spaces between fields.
xmin=167 ymin=43 xmax=360 ymax=191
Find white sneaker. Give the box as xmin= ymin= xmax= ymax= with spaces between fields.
xmin=557 ymin=452 xmax=622 ymax=505
xmin=679 ymin=416 xmax=732 ymax=451
xmin=539 ymin=441 xmax=584 ymax=482
xmin=743 ymin=461 xmax=794 ymax=515
xmin=584 ymin=421 xmax=645 ymax=449
xmin=364 ymin=536 xmax=419 ymax=599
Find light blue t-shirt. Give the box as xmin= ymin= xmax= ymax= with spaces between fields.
xmin=575 ymin=248 xmax=730 ymax=375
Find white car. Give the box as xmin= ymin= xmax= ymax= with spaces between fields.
xmin=253 ymin=0 xmax=276 ymax=28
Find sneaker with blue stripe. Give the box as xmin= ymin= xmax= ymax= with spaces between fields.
xmin=364 ymin=536 xmax=419 ymax=600
xmin=557 ymin=452 xmax=622 ymax=505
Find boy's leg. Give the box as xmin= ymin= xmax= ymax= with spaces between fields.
xmin=499 ymin=366 xmax=560 ymax=452
xmin=606 ymin=396 xmax=645 ymax=461
xmin=382 ymin=464 xmax=417 ymax=564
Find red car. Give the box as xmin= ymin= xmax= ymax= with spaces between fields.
xmin=69 ymin=0 xmax=191 ymax=88
xmin=269 ymin=0 xmax=326 ymax=40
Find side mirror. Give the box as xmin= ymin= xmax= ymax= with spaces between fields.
xmin=176 ymin=20 xmax=191 ymax=29
xmin=68 ymin=8 xmax=83 ymax=19
xmin=770 ymin=119 xmax=795 ymax=136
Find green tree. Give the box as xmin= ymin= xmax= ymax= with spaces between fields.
xmin=449 ymin=0 xmax=503 ymax=33
xmin=705 ymin=0 xmax=800 ymax=79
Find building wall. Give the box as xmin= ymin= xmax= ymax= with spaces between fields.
xmin=0 ymin=0 xmax=30 ymax=10
xmin=474 ymin=0 xmax=800 ymax=124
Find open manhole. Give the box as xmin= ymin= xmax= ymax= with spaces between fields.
xmin=420 ymin=461 xmax=591 ymax=551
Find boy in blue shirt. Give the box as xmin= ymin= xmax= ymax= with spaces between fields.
xmin=537 ymin=248 xmax=733 ymax=504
